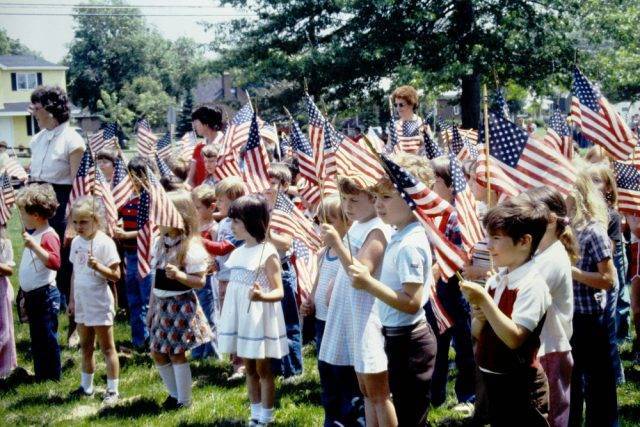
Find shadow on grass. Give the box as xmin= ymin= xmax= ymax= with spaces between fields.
xmin=93 ymin=395 xmax=161 ymax=420
xmin=276 ymin=377 xmax=321 ymax=406
xmin=118 ymin=351 xmax=154 ymax=370
xmin=10 ymin=392 xmax=73 ymax=408
xmin=623 ymin=365 xmax=640 ymax=383
xmin=190 ymin=361 xmax=239 ymax=389
xmin=15 ymin=340 xmax=32 ymax=358
xmin=619 ymin=402 xmax=640 ymax=421
xmin=178 ymin=420 xmax=246 ymax=427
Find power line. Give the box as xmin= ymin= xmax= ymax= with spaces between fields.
xmin=0 ymin=12 xmax=254 ymax=17
xmin=0 ymin=2 xmax=234 ymax=8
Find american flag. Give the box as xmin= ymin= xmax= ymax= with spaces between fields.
xmin=147 ymin=168 xmax=184 ymax=230
xmin=543 ymin=110 xmax=573 ymax=160
xmin=155 ymin=153 xmax=175 ymax=178
xmin=242 ymin=112 xmax=271 ymax=194
xmin=476 ymin=111 xmax=576 ymax=198
xmin=297 ymin=177 xmax=322 ymax=210
xmin=450 ymin=126 xmax=478 ymax=161
xmin=67 ymin=147 xmax=96 ymax=215
xmin=381 ymin=153 xmax=466 ymax=279
xmin=136 ymin=188 xmax=154 ymax=278
xmin=423 ymin=132 xmax=444 ymax=159
xmin=386 ymin=119 xmax=400 ymax=153
xmin=319 ymin=122 xmax=339 ymax=195
xmin=88 ymin=123 xmax=118 ymax=154
xmin=136 ymin=119 xmax=157 ymax=157
xmin=306 ymin=96 xmax=325 ymax=161
xmin=178 ymin=131 xmax=197 ymax=159
xmin=94 ymin=167 xmax=118 ymax=235
xmin=335 ymin=133 xmax=385 ymax=182
xmin=449 ymin=152 xmax=484 ymax=252
xmin=215 ymin=104 xmax=253 ymax=180
xmin=291 ymin=119 xmax=319 ymax=185
xmin=3 ymin=155 xmax=28 ymax=181
xmin=156 ymin=132 xmax=172 ymax=160
xmin=0 ymin=173 xmax=15 ymax=225
xmin=571 ymin=67 xmax=637 ymax=160
xmin=111 ymin=155 xmax=133 ymax=209
xmin=492 ymin=88 xmax=510 ymax=119
xmin=613 ymin=161 xmax=640 ymax=215
xmin=395 ymin=118 xmax=423 ymax=153
xmin=270 ymin=192 xmax=321 ymax=251
xmin=259 ymin=122 xmax=279 ymax=145
xmin=279 ymin=134 xmax=292 ymax=159
xmin=292 ymin=238 xmax=317 ymax=303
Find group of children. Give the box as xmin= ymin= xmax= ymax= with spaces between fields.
xmin=0 ymin=103 xmax=634 ymax=427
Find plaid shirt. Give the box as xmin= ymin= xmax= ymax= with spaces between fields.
xmin=574 ymin=220 xmax=611 ymax=314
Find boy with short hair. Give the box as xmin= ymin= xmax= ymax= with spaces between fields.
xmin=201 ymin=144 xmax=221 ymax=187
xmin=95 ymin=148 xmax=118 ymax=184
xmin=460 ymin=198 xmax=552 ymax=425
xmin=16 ymin=183 xmax=62 ymax=381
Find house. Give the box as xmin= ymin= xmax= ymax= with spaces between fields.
xmin=0 ymin=54 xmax=68 ymax=149
xmin=192 ymin=72 xmax=249 ymax=119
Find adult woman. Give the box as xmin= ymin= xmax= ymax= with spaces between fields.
xmin=28 ymin=85 xmax=85 ymax=344
xmin=187 ymin=105 xmax=226 ymax=187
xmin=390 ymin=86 xmax=424 ymax=154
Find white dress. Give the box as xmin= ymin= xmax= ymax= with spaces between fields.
xmin=319 ymin=217 xmax=393 ymax=373
xmin=218 ymin=242 xmax=289 ymax=359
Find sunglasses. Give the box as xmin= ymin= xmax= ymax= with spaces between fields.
xmin=394 ymin=102 xmax=406 ymax=108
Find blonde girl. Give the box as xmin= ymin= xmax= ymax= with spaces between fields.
xmin=148 ymin=190 xmax=211 ymax=409
xmin=67 ymin=196 xmax=121 ymax=405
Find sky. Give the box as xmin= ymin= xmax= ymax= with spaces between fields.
xmin=0 ymin=0 xmax=249 ymax=63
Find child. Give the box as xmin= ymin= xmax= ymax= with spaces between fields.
xmin=201 ymin=144 xmax=220 ymax=187
xmin=319 ymin=174 xmax=395 ymax=427
xmin=190 ymin=184 xmax=237 ymax=359
xmin=149 ymin=190 xmax=211 ymax=409
xmin=96 ymin=148 xmax=118 ymax=184
xmin=348 ymin=167 xmax=438 ymax=426
xmin=67 ymin=197 xmax=121 ymax=404
xmin=300 ymin=195 xmax=359 ymax=426
xmin=16 ymin=183 xmax=62 ymax=381
xmin=218 ymin=195 xmax=288 ymax=426
xmin=0 ymin=225 xmax=16 ymax=378
xmin=521 ymin=187 xmax=577 ymax=427
xmin=213 ymin=176 xmax=246 ymax=378
xmin=460 ymin=197 xmax=551 ymax=425
xmin=567 ymin=169 xmax=618 ymax=426
xmin=427 ymin=155 xmax=477 ymax=412
xmin=114 ymin=156 xmax=155 ymax=351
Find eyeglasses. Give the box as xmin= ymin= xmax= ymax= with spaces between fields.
xmin=394 ymin=102 xmax=406 ymax=108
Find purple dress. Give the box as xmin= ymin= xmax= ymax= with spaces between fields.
xmin=0 ymin=240 xmax=16 ymax=378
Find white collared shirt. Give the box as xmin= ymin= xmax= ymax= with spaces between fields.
xmin=30 ymin=122 xmax=85 ymax=185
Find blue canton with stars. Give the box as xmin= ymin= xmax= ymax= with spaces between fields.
xmin=245 ymin=112 xmax=262 ymax=151
xmin=306 ymin=96 xmax=324 ymax=128
xmin=155 ymin=153 xmax=174 ymax=178
xmin=156 ymin=131 xmax=171 ymax=150
xmin=478 ymin=112 xmax=529 ymax=168
xmin=291 ymin=120 xmax=314 ymax=157
xmin=388 ymin=120 xmax=400 ymax=150
xmin=137 ymin=189 xmax=150 ymax=231
xmin=614 ymin=162 xmax=640 ymax=191
xmin=572 ymin=67 xmax=600 ymax=112
xmin=548 ymin=110 xmax=570 ymax=136
xmin=231 ymin=103 xmax=253 ymax=126
xmin=450 ymin=126 xmax=465 ymax=155
xmin=103 ymin=123 xmax=117 ymax=140
xmin=380 ymin=153 xmax=420 ymax=209
xmin=423 ymin=133 xmax=444 ymax=159
xmin=449 ymin=151 xmax=467 ymax=196
xmin=402 ymin=119 xmax=421 ymax=137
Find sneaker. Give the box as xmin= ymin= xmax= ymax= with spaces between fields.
xmin=69 ymin=386 xmax=94 ymax=398
xmin=452 ymin=402 xmax=475 ymax=417
xmin=228 ymin=371 xmax=245 ymax=382
xmin=247 ymin=419 xmax=260 ymax=427
xmin=176 ymin=401 xmax=191 ymax=409
xmin=102 ymin=391 xmax=120 ymax=406
xmin=161 ymin=395 xmax=178 ymax=410
xmin=68 ymin=330 xmax=80 ymax=349
xmin=280 ymin=374 xmax=303 ymax=385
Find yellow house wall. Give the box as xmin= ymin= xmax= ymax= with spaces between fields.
xmin=11 ymin=115 xmax=30 ymax=148
xmin=0 ymin=69 xmax=67 ymax=104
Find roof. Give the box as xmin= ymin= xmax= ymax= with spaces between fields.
xmin=0 ymin=55 xmax=67 ymax=71
xmin=0 ymin=102 xmax=29 ymax=117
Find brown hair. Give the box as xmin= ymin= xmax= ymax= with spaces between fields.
xmin=215 ymin=176 xmax=245 ymax=200
xmin=192 ymin=184 xmax=217 ymax=207
xmin=520 ymin=187 xmax=579 ymax=264
xmin=16 ymin=183 xmax=59 ymax=219
xmin=228 ymin=194 xmax=270 ymax=242
xmin=268 ymin=162 xmax=292 ymax=187
xmin=395 ymin=152 xmax=435 ymax=188
xmin=167 ymin=157 xmax=190 ymax=181
xmin=30 ymin=86 xmax=70 ymax=124
xmin=202 ymin=144 xmax=221 ymax=158
xmin=95 ymin=148 xmax=118 ymax=164
xmin=430 ymin=156 xmax=452 ymax=188
xmin=483 ymin=197 xmax=549 ymax=259
xmin=391 ymin=85 xmax=419 ymax=108
xmin=338 ymin=174 xmax=374 ymax=196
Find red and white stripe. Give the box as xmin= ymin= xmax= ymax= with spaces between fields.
xmin=137 ymin=125 xmax=157 ymax=157
xmin=543 ymin=128 xmax=573 ymax=160
xmin=335 ymin=135 xmax=385 ymax=182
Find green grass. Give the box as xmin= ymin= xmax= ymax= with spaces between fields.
xmin=1 ymin=212 xmax=640 ymax=425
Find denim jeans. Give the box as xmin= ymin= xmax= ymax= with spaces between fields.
xmin=316 ymin=318 xmax=363 ymax=427
xmin=606 ymin=245 xmax=625 ymax=385
xmin=426 ymin=278 xmax=476 ymax=405
xmin=124 ymin=250 xmax=153 ymax=348
xmin=570 ymin=313 xmax=619 ymax=427
xmin=191 ymin=274 xmax=220 ymax=359
xmin=271 ymin=260 xmax=303 ymax=377
xmin=25 ymin=285 xmax=61 ymax=381
xmin=614 ymin=241 xmax=630 ymax=341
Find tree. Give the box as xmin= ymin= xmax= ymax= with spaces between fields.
xmin=0 ymin=28 xmax=39 ymax=56
xmin=214 ymin=0 xmax=579 ymax=127
xmin=176 ymin=90 xmax=194 ymax=136
xmin=96 ymin=90 xmax=135 ymax=130
xmin=120 ymin=76 xmax=175 ymax=128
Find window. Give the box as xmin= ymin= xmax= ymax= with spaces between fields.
xmin=453 ymin=106 xmax=461 ymax=116
xmin=15 ymin=73 xmax=38 ymax=90
xmin=26 ymin=116 xmax=40 ymax=136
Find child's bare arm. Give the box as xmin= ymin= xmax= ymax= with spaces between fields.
xmin=166 ymin=263 xmax=206 ymax=289
xmin=0 ymin=262 xmax=13 ymax=276
xmin=268 ymin=229 xmax=292 ymax=252
xmin=87 ymin=258 xmax=121 ymax=282
xmin=251 ymin=255 xmax=284 ymax=302
xmin=571 ymin=258 xmax=615 ymax=290
xmin=23 ymin=232 xmax=60 ymax=269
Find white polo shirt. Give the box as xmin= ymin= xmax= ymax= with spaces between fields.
xmin=30 ymin=121 xmax=85 ymax=185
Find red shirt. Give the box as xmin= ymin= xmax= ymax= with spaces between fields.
xmin=191 ymin=143 xmax=207 ymax=187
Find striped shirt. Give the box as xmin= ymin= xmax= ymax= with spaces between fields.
xmin=118 ymin=195 xmax=140 ymax=251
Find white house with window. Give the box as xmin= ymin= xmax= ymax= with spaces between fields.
xmin=0 ymin=55 xmax=68 ymax=150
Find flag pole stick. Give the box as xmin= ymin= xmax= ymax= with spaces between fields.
xmin=482 ymin=84 xmax=492 ymax=208
xmin=12 ymin=191 xmax=38 ymax=271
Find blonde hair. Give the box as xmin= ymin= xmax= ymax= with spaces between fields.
xmin=371 ymin=153 xmax=435 ymax=195
xmin=571 ymin=166 xmax=609 ymax=229
xmin=70 ymin=196 xmax=107 ymax=233
xmin=202 ymin=144 xmax=221 ymax=158
xmin=192 ymin=184 xmax=217 ymax=207
xmin=166 ymin=190 xmax=202 ymax=268
xmin=215 ymin=176 xmax=245 ymax=200
xmin=316 ymin=195 xmax=344 ymax=222
xmin=587 ymin=162 xmax=618 ymax=207
xmin=585 ymin=145 xmax=609 ymax=164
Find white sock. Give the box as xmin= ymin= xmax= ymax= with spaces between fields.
xmin=250 ymin=403 xmax=262 ymax=420
xmin=81 ymin=372 xmax=94 ymax=393
xmin=172 ymin=363 xmax=192 ymax=405
xmin=156 ymin=363 xmax=177 ymax=398
xmin=260 ymin=406 xmax=274 ymax=424
xmin=106 ymin=378 xmax=119 ymax=394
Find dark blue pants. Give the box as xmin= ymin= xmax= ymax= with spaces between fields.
xmin=191 ymin=274 xmax=220 ymax=359
xmin=272 ymin=260 xmax=303 ymax=377
xmin=48 ymin=184 xmax=72 ymax=307
xmin=124 ymin=250 xmax=153 ymax=348
xmin=614 ymin=241 xmax=630 ymax=341
xmin=569 ymin=313 xmax=619 ymax=427
xmin=316 ymin=318 xmax=363 ymax=427
xmin=426 ymin=278 xmax=476 ymax=405
xmin=604 ymin=256 xmax=624 ymax=385
xmin=25 ymin=285 xmax=61 ymax=381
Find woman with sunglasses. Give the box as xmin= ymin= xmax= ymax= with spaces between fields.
xmin=390 ymin=85 xmax=424 ymax=154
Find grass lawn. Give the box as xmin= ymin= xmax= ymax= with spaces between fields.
xmin=1 ymin=209 xmax=640 ymax=425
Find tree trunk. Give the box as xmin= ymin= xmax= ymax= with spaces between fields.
xmin=460 ymin=73 xmax=480 ymax=129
